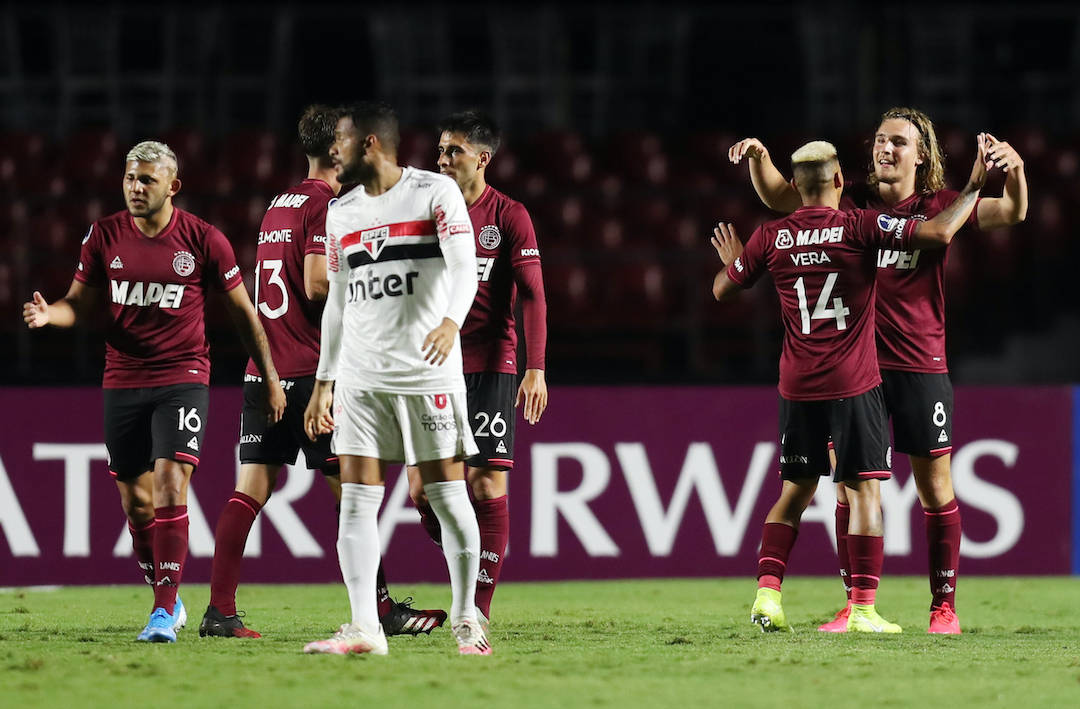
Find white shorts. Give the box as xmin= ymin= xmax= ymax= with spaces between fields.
xmin=332 ymin=388 xmax=478 ymax=465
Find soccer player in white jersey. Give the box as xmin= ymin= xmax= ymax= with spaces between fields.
xmin=301 ymin=102 xmax=489 ymax=656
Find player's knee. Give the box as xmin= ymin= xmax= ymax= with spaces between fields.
xmin=409 ymin=486 xmax=429 ymax=508
xmin=467 ymin=468 xmax=507 ymax=500
xmin=125 ymin=500 xmax=155 ymax=525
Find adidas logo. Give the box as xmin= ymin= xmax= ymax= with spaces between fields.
xmin=477 ymin=568 xmax=494 ymax=584
xmin=495 ymin=440 xmax=507 ymax=454
xmin=187 ymin=435 xmax=199 ymax=450
xmin=110 ymin=256 xmax=124 ymax=269
xmin=938 ymin=429 xmax=949 ymax=443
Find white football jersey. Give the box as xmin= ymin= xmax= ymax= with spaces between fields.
xmin=325 ymin=167 xmax=478 ymax=394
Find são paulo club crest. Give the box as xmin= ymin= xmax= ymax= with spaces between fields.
xmin=172 ymin=250 xmax=196 ymax=277
xmin=360 ymin=225 xmax=391 ymax=259
xmin=478 ymin=224 xmax=501 ymax=250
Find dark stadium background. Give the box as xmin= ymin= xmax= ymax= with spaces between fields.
xmin=3 ymin=1 xmax=1077 ymax=386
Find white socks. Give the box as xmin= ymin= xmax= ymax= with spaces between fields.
xmin=424 ymin=480 xmax=480 ymax=625
xmin=337 ymin=483 xmax=384 ymax=636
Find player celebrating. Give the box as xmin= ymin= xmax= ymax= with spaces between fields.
xmin=729 ymin=109 xmax=1027 ymax=634
xmin=713 ymin=138 xmax=989 ymax=633
xmin=23 ymin=140 xmax=286 ymax=643
xmin=302 ymin=102 xmax=488 ymax=656
xmin=390 ymin=110 xmax=547 ymax=630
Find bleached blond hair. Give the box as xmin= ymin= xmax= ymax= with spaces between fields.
xmin=791 ymin=140 xmax=838 ymax=165
xmin=125 ymin=140 xmax=178 ymax=177
xmin=790 ymin=140 xmax=840 ymax=194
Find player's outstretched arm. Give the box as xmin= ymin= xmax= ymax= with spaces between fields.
xmin=23 ymin=280 xmax=95 ymax=328
xmin=913 ymin=134 xmax=993 ymax=248
xmin=729 ymin=138 xmax=802 ymax=214
xmin=711 ymin=222 xmax=745 ymax=301
xmin=223 ymin=285 xmax=286 ymax=423
xmin=975 ymin=133 xmax=1028 ymax=229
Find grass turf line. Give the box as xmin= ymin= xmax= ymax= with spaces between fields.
xmin=1 ymin=577 xmax=1078 ymax=709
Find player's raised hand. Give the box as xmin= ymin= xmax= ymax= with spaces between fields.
xmin=303 ymin=380 xmax=335 ymax=442
xmin=23 ymin=291 xmax=50 ymax=328
xmin=984 ymin=134 xmax=1024 ymax=173
xmin=711 ymin=222 xmax=744 ymax=265
xmin=515 ymin=368 xmax=548 ymax=425
xmin=421 ymin=317 xmax=458 ymax=366
xmin=967 ymin=133 xmax=992 ymax=190
xmin=728 ymin=138 xmax=768 ymax=165
xmin=265 ymin=378 xmax=287 ymax=425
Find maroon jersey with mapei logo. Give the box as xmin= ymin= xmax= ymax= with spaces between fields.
xmin=74 ymin=208 xmax=243 ymax=388
xmin=727 ymin=205 xmax=918 ymax=401
xmin=842 ymin=184 xmax=980 ymax=374
xmin=460 ymin=185 xmax=544 ymax=374
xmin=244 ymin=178 xmax=334 ymax=378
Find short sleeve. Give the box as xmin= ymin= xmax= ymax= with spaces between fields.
xmin=324 ymin=203 xmax=348 ymax=283
xmin=432 ymin=177 xmax=474 ymax=248
xmin=726 ymin=226 xmax=766 ymax=287
xmin=203 ymin=226 xmax=243 ymax=291
xmin=504 ymin=202 xmax=541 ymax=267
xmin=73 ymin=223 xmax=104 ymax=286
xmin=855 ymin=209 xmax=917 ymax=251
xmin=304 ymin=195 xmax=330 ymax=256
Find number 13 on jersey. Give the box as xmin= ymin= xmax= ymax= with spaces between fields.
xmin=793 ymin=272 xmax=850 ymax=334
xmin=255 ymin=259 xmax=289 ymax=319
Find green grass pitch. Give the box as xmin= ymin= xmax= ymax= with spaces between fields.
xmin=2 ymin=577 xmax=1078 ymax=708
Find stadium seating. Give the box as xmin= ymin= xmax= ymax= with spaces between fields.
xmin=0 ymin=123 xmax=1063 ymax=384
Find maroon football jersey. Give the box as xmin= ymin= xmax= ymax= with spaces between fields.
xmin=244 ymin=178 xmax=334 ymax=378
xmin=460 ymin=185 xmax=543 ymax=374
xmin=727 ymin=206 xmax=918 ymax=401
xmin=74 ymin=208 xmax=243 ymax=388
xmin=843 ymin=184 xmax=979 ymax=373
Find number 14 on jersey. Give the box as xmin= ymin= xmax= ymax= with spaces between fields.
xmin=793 ymin=273 xmax=850 ymax=334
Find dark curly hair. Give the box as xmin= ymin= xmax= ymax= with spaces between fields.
xmin=297 ymin=104 xmax=342 ymax=158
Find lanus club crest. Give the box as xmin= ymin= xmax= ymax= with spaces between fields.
xmin=359 ymin=226 xmax=391 ymax=259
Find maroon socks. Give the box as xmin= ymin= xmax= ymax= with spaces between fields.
xmin=129 ymin=519 xmax=156 ymax=585
xmin=925 ymin=498 xmax=961 ymax=609
xmin=376 ymin=562 xmax=393 ymax=618
xmin=847 ymin=534 xmax=884 ymax=606
xmin=756 ymin=522 xmax=798 ymax=591
xmin=473 ymin=496 xmax=509 ymax=618
xmin=417 ymin=501 xmax=443 ymax=547
xmin=208 ymin=492 xmax=261 ymax=617
xmin=152 ymin=505 xmax=189 ymax=614
xmin=834 ymin=502 xmax=852 ymax=601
